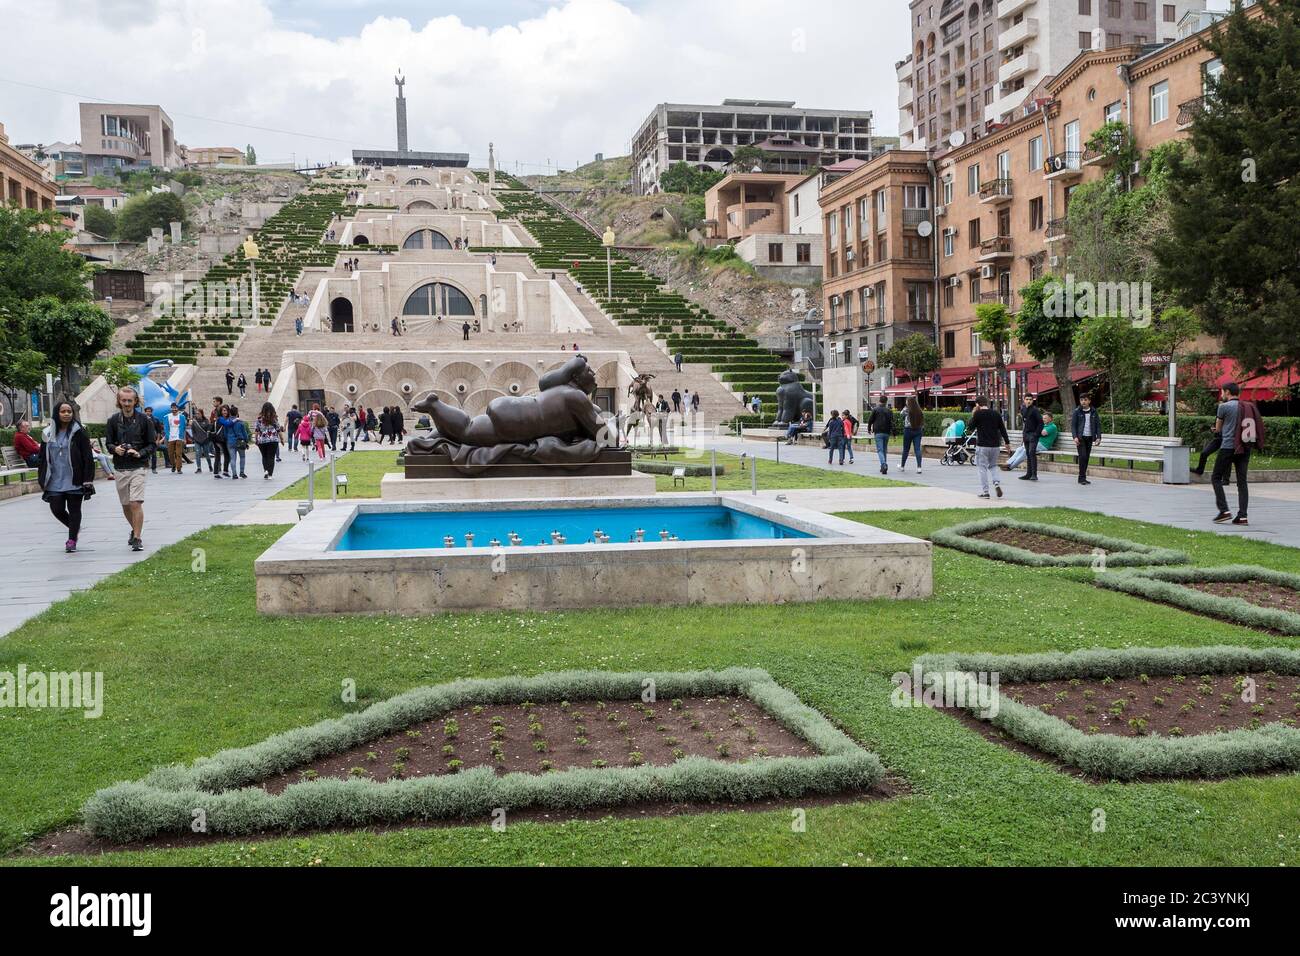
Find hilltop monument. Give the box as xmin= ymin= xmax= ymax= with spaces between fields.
xmin=395 ymin=71 xmax=409 ymax=153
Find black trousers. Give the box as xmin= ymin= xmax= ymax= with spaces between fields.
xmin=1022 ymin=434 xmax=1040 ymax=478
xmin=1212 ymin=447 xmax=1250 ymax=517
xmin=1194 ymin=435 xmax=1222 ymax=474
xmin=1076 ymin=436 xmax=1095 ymax=480
xmin=212 ymin=441 xmax=229 ymax=473
xmin=48 ymin=492 xmax=84 ymax=540
xmin=259 ymin=442 xmax=278 ymax=477
xmin=328 ymin=427 xmax=338 ymax=449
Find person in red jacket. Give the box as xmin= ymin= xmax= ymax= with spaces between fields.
xmin=13 ymin=419 xmax=40 ymax=467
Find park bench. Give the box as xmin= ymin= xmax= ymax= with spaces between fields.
xmin=1 ymin=446 xmax=36 ymax=485
xmin=1042 ymin=432 xmax=1186 ymax=472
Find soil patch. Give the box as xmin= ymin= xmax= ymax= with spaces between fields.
xmin=1002 ymin=671 xmax=1300 ymax=738
xmin=263 ymin=695 xmax=814 ymax=793
xmin=1185 ymin=579 xmax=1300 ymax=615
xmin=971 ymin=527 xmax=1101 ymax=557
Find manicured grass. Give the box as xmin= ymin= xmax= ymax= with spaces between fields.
xmin=272 ymin=449 xmax=904 ymax=499
xmin=641 ymin=452 xmax=907 ymax=492
xmin=5 ymin=507 xmax=1300 ymax=866
xmin=272 ymin=448 xmax=398 ymax=500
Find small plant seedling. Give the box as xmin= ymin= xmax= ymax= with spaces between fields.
xmin=755 ymin=746 xmax=769 ymax=757
xmin=539 ymin=760 xmax=553 ymax=772
xmin=1180 ymin=702 xmax=1195 ymax=713
xmin=446 ymin=759 xmax=463 ymax=773
xmin=595 ymin=701 xmax=606 ymax=710
xmin=442 ymin=744 xmax=455 ymax=756
xmin=520 ymin=701 xmax=535 ymax=710
xmin=627 ymin=752 xmax=644 ymax=766
xmin=365 ymin=751 xmax=378 ymax=762
xmin=348 ymin=767 xmax=368 ymax=778
xmin=444 ymin=719 xmax=459 ymax=739
xmin=576 ymin=736 xmax=590 ymax=749
xmin=1066 ymin=715 xmax=1079 ymax=725
xmin=670 ymin=698 xmax=683 ymax=710
xmin=1068 ymin=678 xmax=1081 ymax=687
xmin=1127 ymin=717 xmax=1147 ymax=732
xmin=491 ymin=727 xmax=505 ymax=741
xmin=591 ymin=759 xmax=607 ymax=768
xmin=560 ymin=700 xmax=570 ymax=710
xmin=1138 ymin=674 xmax=1149 ymax=685
xmin=1039 ymin=703 xmax=1054 ymax=713
xmin=1152 ymin=697 xmax=1165 ymax=707
xmin=1054 ymin=690 xmax=1069 ymax=702
xmin=1088 ymin=725 xmax=1100 ymax=734
xmin=301 ymin=769 xmax=319 ymax=781
xmin=690 ymin=719 xmax=701 ymax=730
xmin=390 ymin=762 xmax=406 ymax=777
xmin=716 ymin=742 xmax=730 ymax=757
xmin=1082 ymin=689 xmax=1095 ymax=700
xmin=664 ymin=736 xmax=679 ymax=746
xmin=1168 ymin=727 xmax=1184 ymax=737
xmin=1084 ymin=703 xmax=1097 ymax=714
xmin=471 ymin=705 xmax=484 ymax=715
xmin=1101 ymin=676 xmax=1115 ymax=686
xmin=703 ymin=731 xmax=715 ymax=742
xmin=533 ymin=740 xmax=548 ymax=753
xmin=405 ymin=729 xmax=422 ymax=739
xmin=395 ymin=747 xmax=411 ymax=761
xmin=529 ymin=721 xmax=544 ymax=737
xmin=745 ymin=728 xmax=758 ymax=742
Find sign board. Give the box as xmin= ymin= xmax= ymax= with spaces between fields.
xmin=932 ymin=373 xmax=942 ymax=385
xmin=857 ymin=346 xmax=870 ymax=360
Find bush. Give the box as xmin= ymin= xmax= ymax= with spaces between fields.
xmin=930 ymin=516 xmax=1189 ymax=568
xmin=117 ymin=191 xmax=188 ymax=243
xmin=82 ymin=204 xmax=117 ymax=239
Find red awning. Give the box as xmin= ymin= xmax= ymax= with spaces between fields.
xmin=1151 ymin=357 xmax=1296 ymax=402
xmin=1025 ymin=365 xmax=1098 ymax=395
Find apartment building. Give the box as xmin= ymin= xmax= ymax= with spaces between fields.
xmin=630 ymin=99 xmax=893 ymax=194
xmin=819 ymin=149 xmax=939 ymax=399
xmin=899 ymin=0 xmax=1207 ymax=151
xmin=831 ymin=6 xmax=1241 ymax=405
xmin=78 ymin=103 xmax=182 ymax=175
xmin=0 ymin=121 xmax=57 ymax=211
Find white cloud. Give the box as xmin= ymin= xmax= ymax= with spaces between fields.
xmin=0 ymin=0 xmax=909 ymax=171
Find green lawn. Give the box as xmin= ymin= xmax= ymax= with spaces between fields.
xmin=5 ymin=507 xmax=1300 ymax=866
xmin=272 ymin=449 xmax=905 ymax=499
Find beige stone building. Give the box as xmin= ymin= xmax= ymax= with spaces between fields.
xmin=78 ymin=103 xmax=182 ymax=174
xmin=0 ymin=121 xmax=57 ymax=211
xmin=187 ymin=147 xmax=245 ymax=167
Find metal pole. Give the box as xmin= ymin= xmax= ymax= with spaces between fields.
xmin=307 ymin=456 xmax=315 ymax=504
xmin=1168 ymin=361 xmax=1177 ymax=439
xmin=606 ymin=246 xmax=612 ymax=298
xmin=775 ymin=435 xmax=780 ymax=464
xmin=329 ymin=451 xmax=337 ymax=503
xmin=711 ymin=449 xmax=717 ymax=493
xmin=751 ymin=454 xmax=758 ymax=496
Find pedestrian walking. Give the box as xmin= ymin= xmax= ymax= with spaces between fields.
xmin=1211 ymin=382 xmax=1264 ymax=526
xmin=825 ymin=409 xmax=847 ymax=465
xmin=237 ymin=373 xmax=247 ymax=398
xmin=253 ymin=369 xmax=263 ymax=393
xmin=105 ymin=386 xmax=155 ymax=551
xmin=899 ymin=396 xmax=924 ymax=473
xmin=671 ymin=389 xmax=682 ymax=414
xmin=1019 ymin=393 xmax=1044 ymax=481
xmin=867 ymin=397 xmax=895 ymax=475
xmin=296 ymin=409 xmax=314 ymax=460
xmin=326 ymin=406 xmax=340 ymax=449
xmin=967 ymin=395 xmax=1010 ymax=499
xmin=225 ymin=369 xmax=234 ymax=395
xmin=340 ymin=409 xmax=356 ymax=451
xmin=190 ymin=408 xmax=213 ymax=473
xmin=392 ymin=405 xmax=405 ymax=443
xmin=1071 ymin=393 xmax=1102 ymax=485
xmin=674 ymin=351 xmax=684 ymax=373
xmin=38 ymin=400 xmax=96 ymax=553
xmin=161 ymin=402 xmax=187 ymax=473
xmin=210 ymin=400 xmax=230 ymax=477
xmin=691 ymin=391 xmax=700 ymax=414
xmin=310 ymin=409 xmax=329 ymax=460
xmin=365 ymin=407 xmax=377 ymax=441
xmin=221 ymin=405 xmax=249 ymax=478
xmin=254 ymin=402 xmax=282 ymax=479
xmin=286 ymin=404 xmax=303 ymax=453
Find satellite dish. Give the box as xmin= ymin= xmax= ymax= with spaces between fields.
xmin=917 ymin=220 xmax=933 ymax=238
xmin=948 ymin=130 xmax=967 ymax=148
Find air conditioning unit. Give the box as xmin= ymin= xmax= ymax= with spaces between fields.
xmin=935 ymin=204 xmax=947 ymax=218
xmin=1131 ymin=160 xmax=1142 ymax=175
xmin=1049 ymin=255 xmax=1061 ymax=268
xmin=862 ymin=287 xmax=875 ymax=298
xmin=846 ymin=249 xmax=855 ymax=260
xmin=948 ymin=276 xmax=962 ymax=288
xmin=980 ymin=264 xmax=996 ymax=280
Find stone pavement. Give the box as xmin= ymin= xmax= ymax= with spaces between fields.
xmin=704 ymin=436 xmax=1300 ymax=549
xmin=0 ymin=451 xmax=328 ymax=638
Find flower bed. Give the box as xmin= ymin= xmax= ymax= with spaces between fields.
xmin=911 ymin=646 xmax=1300 ymax=779
xmin=929 ymin=516 xmax=1188 ymax=568
xmin=82 ymin=668 xmax=883 ymax=843
xmin=1096 ymin=565 xmax=1300 ymax=635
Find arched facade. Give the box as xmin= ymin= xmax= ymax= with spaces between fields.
xmin=401 ymin=281 xmax=475 ymax=317
xmin=401 ymin=228 xmax=453 ymax=250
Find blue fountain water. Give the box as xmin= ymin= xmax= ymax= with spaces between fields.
xmin=335 ymin=505 xmax=811 ymax=551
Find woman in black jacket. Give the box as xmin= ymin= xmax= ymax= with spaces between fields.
xmin=38 ymin=400 xmax=96 ymax=553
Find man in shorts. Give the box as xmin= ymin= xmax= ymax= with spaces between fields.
xmin=104 ymin=386 xmax=155 ymax=551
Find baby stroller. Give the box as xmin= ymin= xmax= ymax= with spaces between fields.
xmin=940 ymin=433 xmax=979 ymax=466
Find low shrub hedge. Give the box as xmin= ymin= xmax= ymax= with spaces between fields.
xmin=912 ymin=645 xmax=1300 ymax=779
xmin=929 ymin=516 xmax=1189 ymax=568
xmin=82 ymin=667 xmax=883 ymax=842
xmin=632 ymin=460 xmax=726 ymax=477
xmin=1096 ymin=565 xmax=1300 ymax=635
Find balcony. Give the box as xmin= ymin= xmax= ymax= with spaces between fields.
xmin=979 ymin=291 xmax=1012 ymax=307
xmin=997 ymin=0 xmax=1035 ymax=18
xmin=999 ymin=51 xmax=1039 ymax=85
xmin=978 ymin=236 xmax=1014 ymax=261
xmin=978 ymin=178 xmax=1013 ymax=204
xmin=899 ymin=84 xmax=914 ymax=109
xmin=1043 ymin=151 xmax=1083 ymax=181
xmin=998 ymin=17 xmax=1038 ymax=51
xmin=987 ymin=85 xmax=1031 ymax=123
xmin=1081 ymin=144 xmax=1113 ymax=167
xmin=1177 ymin=96 xmax=1206 ymax=130
xmin=1045 ymin=217 xmax=1068 ymax=243
xmin=902 ymin=208 xmax=931 ymax=230
xmin=722 ymin=202 xmax=781 ymax=240
xmin=896 ymin=58 xmax=914 ymax=82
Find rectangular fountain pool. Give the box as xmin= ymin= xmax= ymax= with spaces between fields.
xmin=255 ymin=494 xmax=932 ymax=615
xmin=336 ymin=505 xmax=811 ymax=551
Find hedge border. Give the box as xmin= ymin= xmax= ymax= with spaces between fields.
xmin=929 ymin=516 xmax=1189 ymax=568
xmin=1095 ymin=565 xmax=1300 ymax=636
xmin=82 ymin=667 xmax=884 ymax=843
xmin=913 ymin=645 xmax=1300 ymax=779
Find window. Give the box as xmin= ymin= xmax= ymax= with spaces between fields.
xmin=861 ymin=287 xmax=873 ymax=317
xmin=1135 ymin=35 xmax=1147 ymax=45
xmin=944 ymin=282 xmax=955 ymax=308
xmin=768 ymin=243 xmax=784 ymax=263
xmin=944 ymin=330 xmax=957 ymax=359
xmin=843 ymin=294 xmax=852 ymax=326
xmin=1029 ymin=196 xmax=1044 ymax=231
xmin=827 ymin=213 xmax=838 ymax=245
xmin=906 ymin=283 xmax=931 ymax=323
xmin=796 ymin=243 xmax=811 ymax=264
xmin=967 ymin=163 xmax=980 ymax=195
xmin=843 ymin=203 xmax=854 ymax=238
xmin=859 ymin=197 xmax=870 ymax=230
xmin=970 ymin=329 xmax=983 ymax=356
xmin=1104 ymin=100 xmax=1122 ymax=123
xmin=967 ymin=218 xmax=981 ymax=248
xmin=942 ymin=176 xmax=954 ymax=205
xmin=1064 ymin=119 xmax=1081 ymax=156
xmin=792 ymin=193 xmax=799 ymax=218
xmin=876 ymin=188 xmax=887 ymax=217
xmin=402 ymin=229 xmax=453 ymax=250
xmin=1028 ymin=135 xmax=1043 ymax=172
xmin=996 ymin=150 xmax=1010 ymax=181
xmin=1079 ymin=0 xmax=1091 ymax=12
xmin=903 ymin=235 xmax=930 ymax=259
xmin=876 ymin=235 xmax=888 ymax=261
xmin=1135 ymin=2 xmax=1148 ymax=20
xmin=904 ymin=184 xmax=929 ymax=208
xmin=402 ymin=282 xmax=474 ymax=316
xmin=1079 ymin=31 xmax=1092 ymax=50
xmin=1150 ymin=79 xmax=1169 ymax=124
xmin=943 ymin=229 xmax=955 ymax=257
xmin=1163 ymin=4 xmax=1176 ymax=22
xmin=1108 ymin=0 xmax=1121 ymax=17
xmin=1203 ymin=57 xmax=1223 ymax=96
xmin=969 ymin=276 xmax=981 ymax=304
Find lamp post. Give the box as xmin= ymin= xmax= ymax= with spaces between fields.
xmin=602 ymin=227 xmax=615 ymax=299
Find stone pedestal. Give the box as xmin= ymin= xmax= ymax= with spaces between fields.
xmin=380 ymin=471 xmax=656 ymax=501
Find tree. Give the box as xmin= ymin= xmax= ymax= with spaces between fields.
xmin=0 ymin=206 xmax=92 ymax=319
xmin=879 ymin=333 xmax=941 ymax=394
xmin=1147 ymin=305 xmax=1201 ymax=368
xmin=91 ymin=355 xmax=142 ymax=391
xmin=117 ymin=191 xmax=187 ymax=242
xmin=1015 ymin=274 xmax=1082 ymax=422
xmin=82 ymin=203 xmax=117 ymax=239
xmin=26 ymin=296 xmax=114 ymax=391
xmin=730 ymin=145 xmax=766 ymax=172
xmin=973 ymin=302 xmax=1013 ymax=404
xmin=1158 ymin=0 xmax=1300 ymax=371
xmin=245 ymin=144 xmax=257 ymax=165
xmin=1072 ymin=313 xmax=1150 ymax=432
xmin=0 ymin=346 xmax=49 ymax=421
xmin=658 ymin=161 xmax=724 ymax=196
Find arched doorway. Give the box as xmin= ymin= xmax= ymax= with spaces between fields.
xmin=402 ymin=281 xmax=475 ymax=318
xmin=401 ymin=228 xmax=452 ymax=250
xmin=406 ymin=199 xmax=436 ymax=212
xmin=406 ymin=177 xmax=431 ymax=186
xmin=330 ymin=297 xmax=354 ymax=332
xmin=352 ymin=235 xmax=369 ymax=246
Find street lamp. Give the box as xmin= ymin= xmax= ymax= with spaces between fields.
xmin=602 ymin=227 xmax=615 ymax=299
xmin=242 ymin=236 xmax=261 ymax=326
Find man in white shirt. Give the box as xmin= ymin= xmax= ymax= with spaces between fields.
xmin=164 ymin=403 xmax=187 ymax=474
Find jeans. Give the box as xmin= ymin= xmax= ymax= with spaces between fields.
xmin=195 ymin=440 xmax=213 ymax=472
xmin=288 ymin=432 xmax=298 ymax=451
xmin=828 ymin=435 xmax=846 ymax=464
xmin=900 ymin=428 xmax=923 ymax=468
xmin=875 ymin=434 xmax=889 ymax=469
xmin=1022 ymin=433 xmax=1040 ymax=478
xmin=1076 ymin=436 xmax=1095 ymax=480
xmin=1212 ymin=447 xmax=1250 ymax=517
xmin=228 ymin=444 xmax=246 ymax=476
xmin=975 ymin=446 xmax=1001 ymax=495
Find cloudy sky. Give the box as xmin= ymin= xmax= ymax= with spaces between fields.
xmin=0 ymin=0 xmax=1227 ymax=172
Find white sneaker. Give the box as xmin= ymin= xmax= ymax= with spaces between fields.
xmin=899 ymin=465 xmax=906 ymax=473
